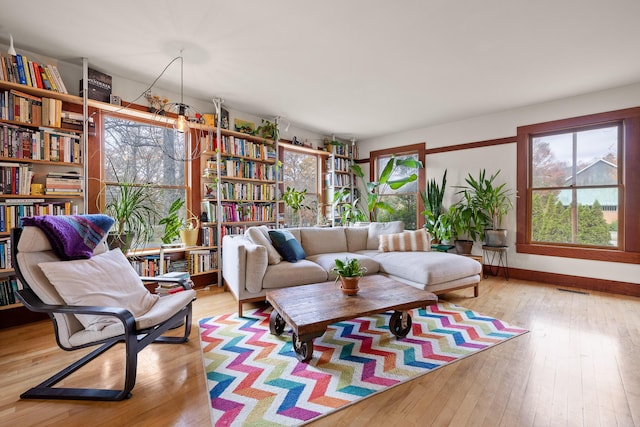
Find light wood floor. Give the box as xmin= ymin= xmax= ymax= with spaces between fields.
xmin=1 ymin=277 xmax=639 ymax=427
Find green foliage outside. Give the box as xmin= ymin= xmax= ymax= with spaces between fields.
xmin=532 ymin=193 xmax=612 ymax=246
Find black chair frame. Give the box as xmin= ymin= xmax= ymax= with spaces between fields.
xmin=11 ymin=228 xmax=194 ymax=401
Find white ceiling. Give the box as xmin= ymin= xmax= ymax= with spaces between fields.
xmin=2 ymin=0 xmax=640 ymax=140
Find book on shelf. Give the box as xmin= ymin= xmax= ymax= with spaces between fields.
xmin=79 ymin=68 xmax=112 ymax=103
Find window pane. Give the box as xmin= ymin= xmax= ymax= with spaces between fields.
xmin=377 ymin=194 xmax=418 ymax=230
xmin=377 ymin=154 xmax=419 ymax=195
xmin=532 ymin=188 xmax=617 ymax=247
xmin=281 ymin=150 xmax=318 ymax=226
xmin=531 ymin=133 xmax=572 ymax=188
xmin=576 ymin=127 xmax=618 ymax=186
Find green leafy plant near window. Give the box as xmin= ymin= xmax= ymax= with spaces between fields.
xmin=421 ymin=169 xmax=447 ymax=242
xmin=333 ymin=187 xmax=368 ymax=225
xmin=159 ymin=198 xmax=185 ymax=244
xmin=255 ymin=119 xmax=279 ymax=141
xmin=282 ymin=186 xmax=311 ymax=226
xmin=350 ymin=156 xmax=423 ymax=222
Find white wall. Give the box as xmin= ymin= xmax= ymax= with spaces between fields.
xmin=360 ymin=82 xmax=640 ymax=285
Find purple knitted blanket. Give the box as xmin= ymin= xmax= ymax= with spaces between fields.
xmin=22 ymin=214 xmax=115 ymax=260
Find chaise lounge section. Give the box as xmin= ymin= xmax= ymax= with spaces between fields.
xmin=222 ymin=222 xmax=482 ymax=315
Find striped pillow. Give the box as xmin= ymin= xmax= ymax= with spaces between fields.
xmin=378 ymin=229 xmax=431 ymax=252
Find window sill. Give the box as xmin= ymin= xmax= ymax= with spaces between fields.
xmin=516 ymin=243 xmax=640 ymax=264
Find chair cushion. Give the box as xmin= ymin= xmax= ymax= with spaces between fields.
xmin=38 ymin=248 xmax=159 ymax=331
xmin=379 ymin=229 xmax=431 ymax=252
xmin=300 ymin=227 xmax=348 ymax=256
xmin=245 ymin=225 xmax=282 ymax=265
xmin=268 ymin=230 xmax=306 ymax=263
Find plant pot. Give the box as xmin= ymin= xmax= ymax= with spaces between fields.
xmin=484 ymin=229 xmax=507 ymax=247
xmin=454 ymin=239 xmax=473 ymax=255
xmin=180 ymin=228 xmax=199 ymax=246
xmin=107 ymin=233 xmax=134 ymax=252
xmin=339 ymin=276 xmax=360 ymax=296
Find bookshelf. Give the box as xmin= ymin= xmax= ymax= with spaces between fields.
xmin=324 ymin=139 xmax=357 ymax=226
xmin=199 ymin=126 xmax=279 ymax=285
xmin=0 ymin=72 xmax=87 ymax=316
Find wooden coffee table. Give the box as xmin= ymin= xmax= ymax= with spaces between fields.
xmin=266 ymin=275 xmax=438 ymax=362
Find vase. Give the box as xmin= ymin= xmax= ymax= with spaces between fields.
xmin=180 ymin=228 xmax=199 ymax=246
xmin=339 ymin=276 xmax=360 ymax=296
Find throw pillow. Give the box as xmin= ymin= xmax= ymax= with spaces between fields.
xmin=379 ymin=228 xmax=432 ymax=252
xmin=245 ymin=226 xmax=282 ymax=265
xmin=38 ymin=248 xmax=159 ymax=331
xmin=268 ymin=230 xmax=306 ymax=263
xmin=367 ymin=221 xmax=404 ymax=250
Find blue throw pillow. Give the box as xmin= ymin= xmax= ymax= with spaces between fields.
xmin=268 ymin=230 xmax=306 ymax=263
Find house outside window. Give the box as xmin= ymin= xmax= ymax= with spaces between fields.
xmin=516 ymin=107 xmax=640 ymax=264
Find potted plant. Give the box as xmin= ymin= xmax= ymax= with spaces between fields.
xmin=333 ymin=187 xmax=368 ymax=226
xmin=332 ymin=257 xmax=367 ymax=296
xmin=282 ymin=186 xmax=311 ymax=227
xmin=457 ymin=169 xmax=514 ymax=247
xmin=448 ymin=202 xmax=484 ymax=255
xmin=255 ymin=119 xmax=279 ymax=140
xmin=420 ymin=169 xmax=447 ymax=243
xmin=104 ymin=181 xmax=159 ymax=252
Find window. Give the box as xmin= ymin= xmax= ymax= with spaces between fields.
xmin=370 ymin=144 xmax=425 ymax=230
xmin=281 ymin=148 xmax=319 ymax=227
xmin=517 ymin=107 xmax=640 ymax=263
xmin=103 ymin=114 xmax=188 ymax=247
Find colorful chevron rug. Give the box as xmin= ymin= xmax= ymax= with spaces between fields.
xmin=198 ymin=302 xmax=527 ymax=426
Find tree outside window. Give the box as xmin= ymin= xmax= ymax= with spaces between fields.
xmin=375 ymin=152 xmax=422 ymax=230
xmin=281 ymin=149 xmax=318 ymax=227
xmin=103 ymin=115 xmax=188 ymax=247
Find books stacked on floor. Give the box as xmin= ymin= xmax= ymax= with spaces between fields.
xmin=155 ymin=271 xmax=191 ymax=296
xmin=45 ymin=171 xmax=83 ymax=195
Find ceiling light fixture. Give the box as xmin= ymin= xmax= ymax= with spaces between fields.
xmin=174 ymin=51 xmax=189 ymax=133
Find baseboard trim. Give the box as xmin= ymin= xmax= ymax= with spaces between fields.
xmin=506 ymin=267 xmax=640 ymax=297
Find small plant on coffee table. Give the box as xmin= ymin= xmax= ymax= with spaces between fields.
xmin=332 ymin=257 xmax=367 ymax=295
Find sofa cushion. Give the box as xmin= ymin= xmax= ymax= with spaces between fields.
xmin=306 ymin=252 xmax=380 ymax=279
xmin=268 ymin=230 xmax=306 ymax=263
xmin=245 ymin=226 xmax=282 ymax=265
xmin=300 ymin=227 xmax=348 ymax=256
xmin=374 ymin=251 xmax=481 ymax=285
xmin=367 ymin=221 xmax=404 ymax=250
xmin=379 ymin=228 xmax=431 ymax=252
xmin=345 ymin=226 xmax=369 ymax=252
xmin=262 ymin=260 xmax=328 ymax=289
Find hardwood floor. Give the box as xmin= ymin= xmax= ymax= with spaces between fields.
xmin=1 ymin=277 xmax=639 ymax=426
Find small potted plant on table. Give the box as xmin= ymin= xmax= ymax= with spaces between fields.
xmin=332 ymin=257 xmax=367 ymax=296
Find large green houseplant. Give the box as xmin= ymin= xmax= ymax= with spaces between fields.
xmin=350 ymin=156 xmax=423 ymax=222
xmin=104 ymin=181 xmax=159 ymax=251
xmin=456 ymin=169 xmax=514 ymax=247
xmin=420 ymin=169 xmax=447 ymax=242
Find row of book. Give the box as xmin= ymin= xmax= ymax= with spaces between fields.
xmin=223 ymin=158 xmax=276 ymax=181
xmin=0 ymin=201 xmax=77 ymax=232
xmin=0 ymin=89 xmax=67 ymax=128
xmin=206 ymin=181 xmax=276 ymax=202
xmin=221 ymin=202 xmax=274 ymax=223
xmin=0 ymin=277 xmax=21 ymax=306
xmin=45 ymin=171 xmax=83 ymax=196
xmin=0 ymin=124 xmax=82 ymax=163
xmin=200 ymin=225 xmax=218 ymax=247
xmin=203 ymin=134 xmax=277 ymax=161
xmin=325 ymin=173 xmax=353 ymax=188
xmin=0 ymin=163 xmax=32 ymax=195
xmin=327 ymin=156 xmax=353 ymax=173
xmin=0 ymin=238 xmax=12 ymax=269
xmin=187 ymin=249 xmax=218 ymax=274
xmin=0 ymin=53 xmax=68 ymax=93
xmin=328 ymin=141 xmax=358 ymax=159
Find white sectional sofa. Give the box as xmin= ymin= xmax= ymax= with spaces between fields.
xmin=222 ymin=222 xmax=482 ymax=315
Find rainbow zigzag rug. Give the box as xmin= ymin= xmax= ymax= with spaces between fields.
xmin=198 ymin=302 xmax=527 ymax=426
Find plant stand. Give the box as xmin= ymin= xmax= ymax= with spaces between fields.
xmin=482 ymin=245 xmax=509 ymax=280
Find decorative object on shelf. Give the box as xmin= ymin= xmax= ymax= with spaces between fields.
xmin=79 ymin=68 xmax=111 ymax=102
xmin=144 ymin=92 xmax=169 ymax=114
xmin=255 ymin=119 xmax=278 ymax=140
xmin=332 ymin=257 xmax=367 ymax=296
xmin=234 ymin=118 xmax=255 ymax=134
xmin=179 ymin=214 xmax=200 ymax=247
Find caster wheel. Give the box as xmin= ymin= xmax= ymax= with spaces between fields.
xmin=389 ymin=311 xmax=412 ymax=338
xmin=292 ymin=333 xmax=313 ymax=363
xmin=269 ymin=311 xmax=286 ymax=335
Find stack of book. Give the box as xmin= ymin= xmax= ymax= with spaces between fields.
xmin=0 ymin=53 xmax=68 ymax=94
xmin=45 ymin=171 xmax=83 ymax=195
xmin=154 ymin=271 xmax=191 ymax=296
